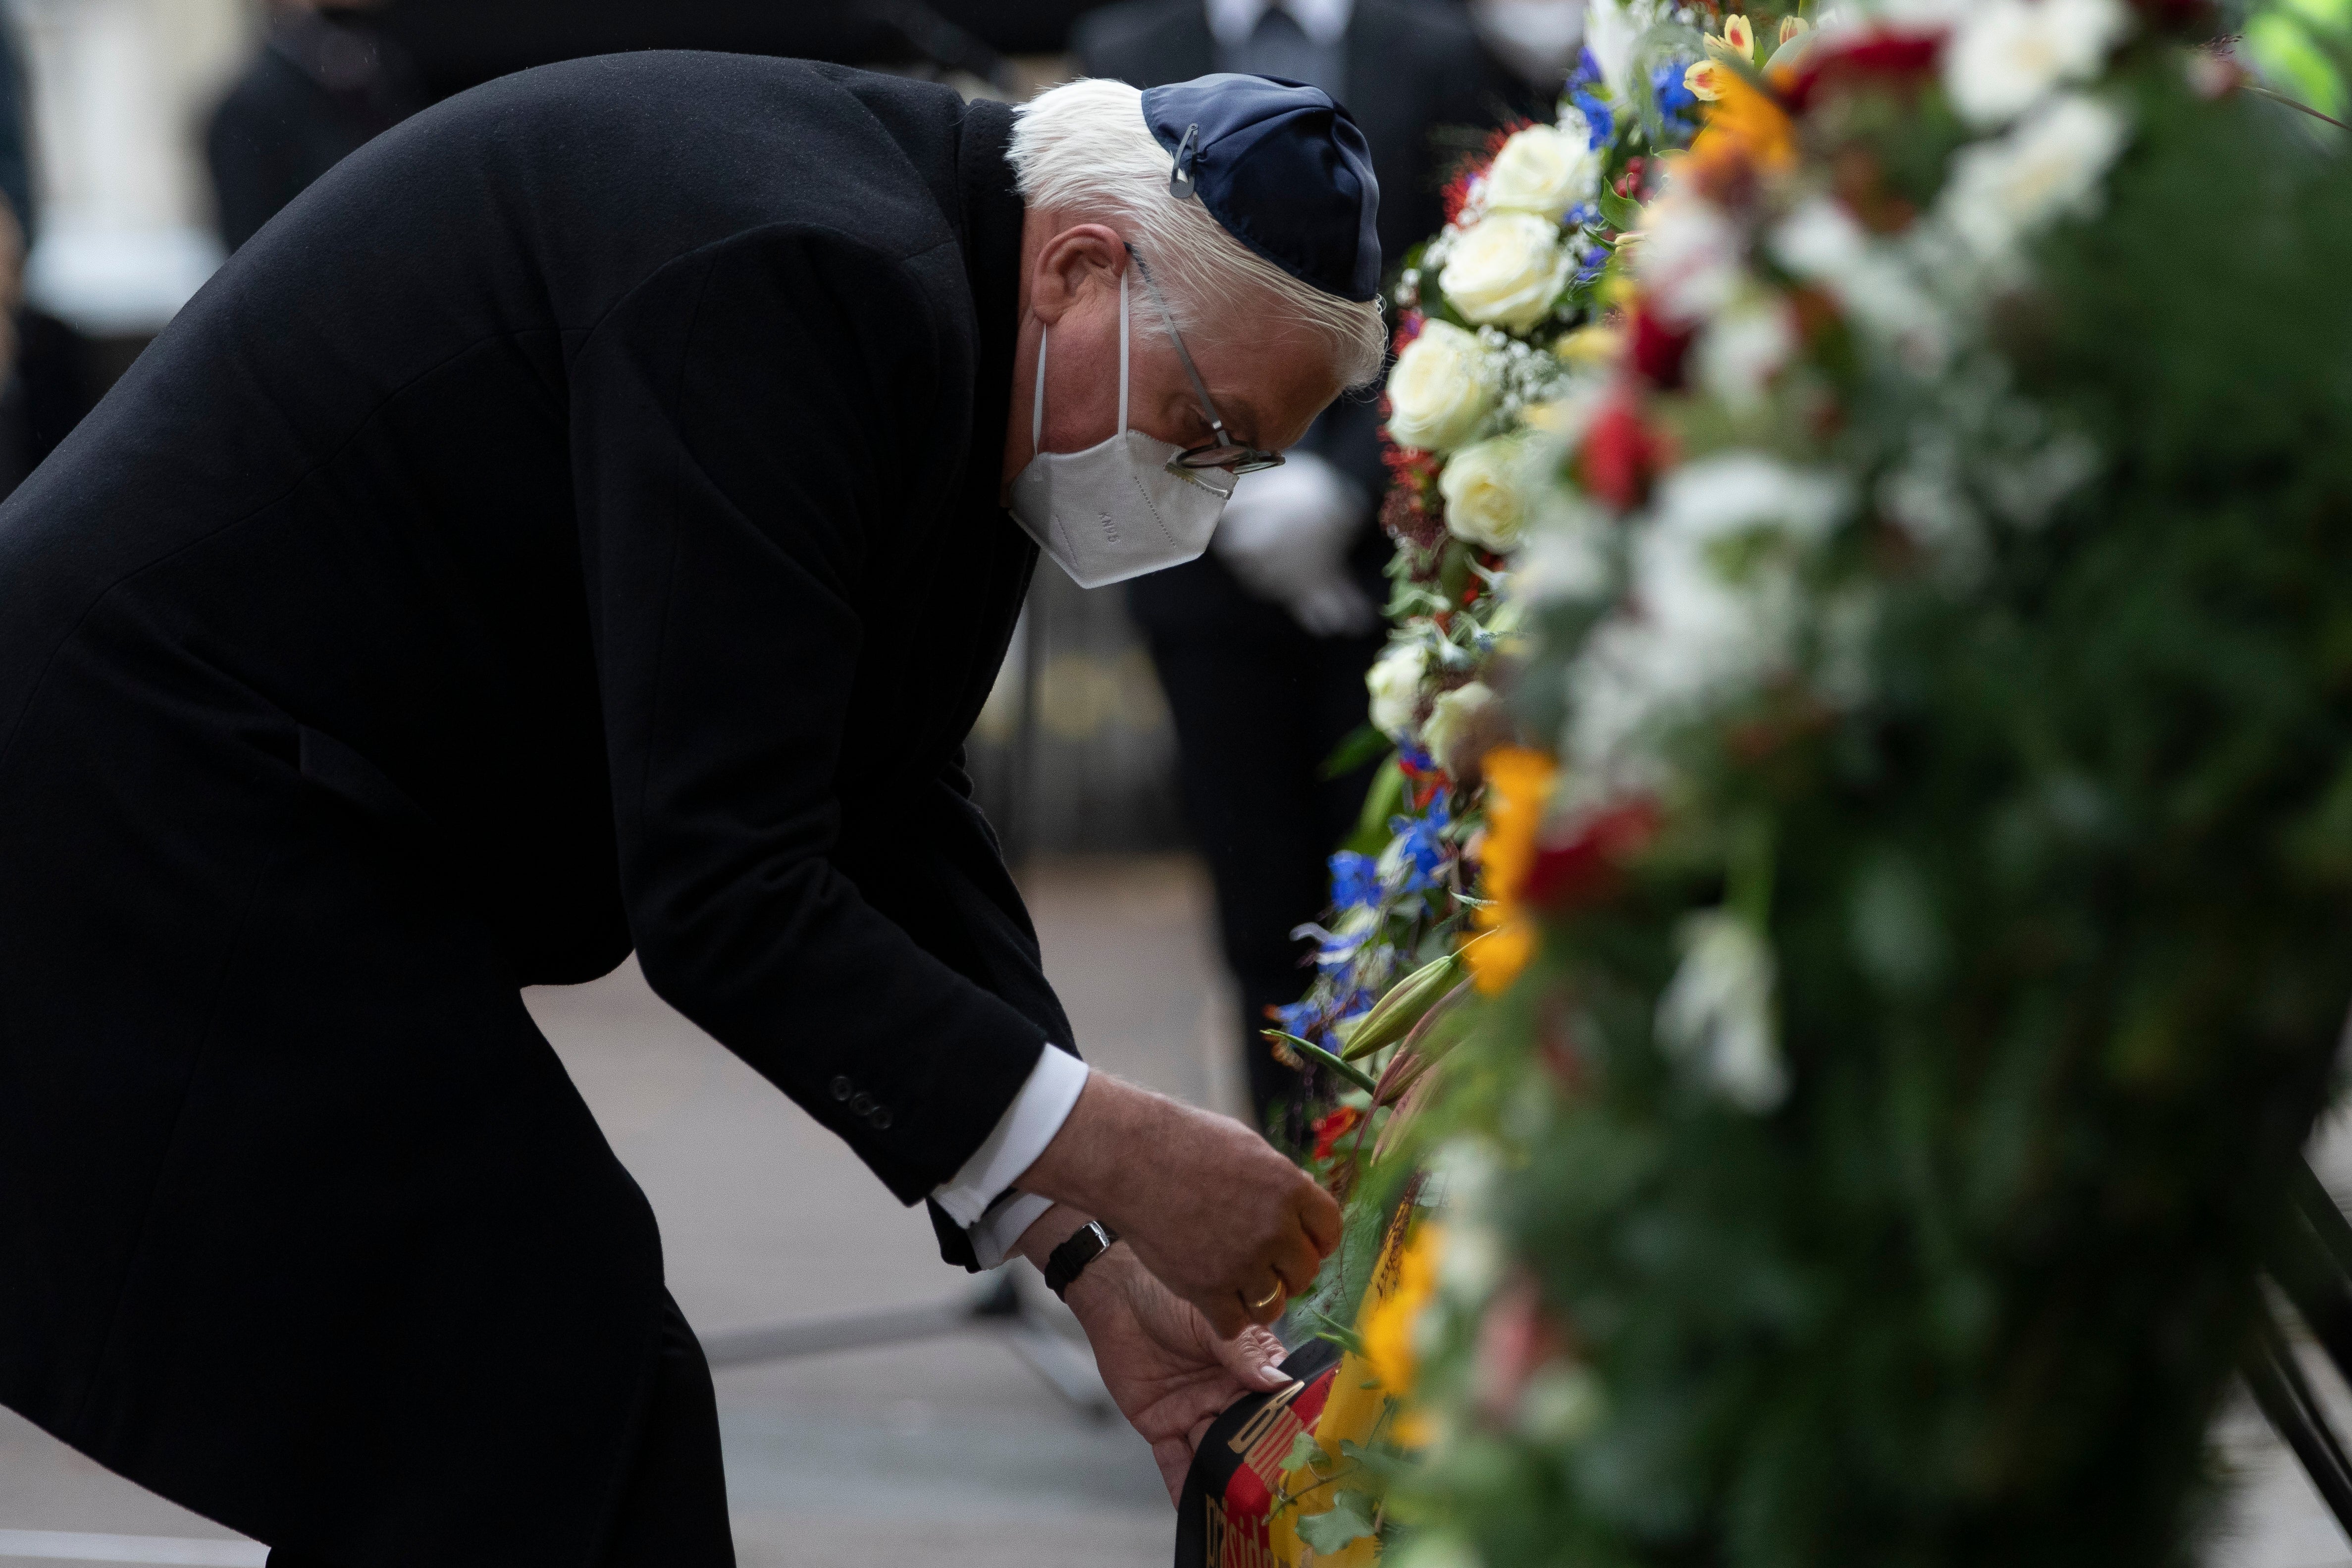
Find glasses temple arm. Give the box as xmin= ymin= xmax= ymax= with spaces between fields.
xmin=1124 ymin=246 xmax=1237 ymax=443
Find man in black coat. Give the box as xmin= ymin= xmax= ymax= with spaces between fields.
xmin=1075 ymin=0 xmax=1512 ymax=1128
xmin=0 ymin=55 xmax=1385 ymax=1565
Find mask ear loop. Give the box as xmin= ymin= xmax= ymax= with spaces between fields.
xmin=1032 ymin=322 xmax=1048 ymax=455
xmin=1116 ymin=262 xmax=1131 ymax=435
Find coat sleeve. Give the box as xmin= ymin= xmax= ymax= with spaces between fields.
xmin=568 ymin=223 xmax=1050 ymax=1205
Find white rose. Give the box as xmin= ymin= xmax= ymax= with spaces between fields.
xmin=1771 ymin=195 xmax=1952 ymax=372
xmin=1423 ymin=681 xmax=1509 ymax=780
xmin=1437 ymin=433 xmax=1532 ymax=553
xmin=1385 ymin=320 xmax=1493 ymax=453
xmin=1633 ymin=188 xmax=1743 ymax=326
xmin=1695 ymin=290 xmax=1798 ymax=410
xmin=1656 ymin=910 xmax=1787 ymax=1112
xmin=1440 ymin=212 xmax=1569 ymax=334
xmin=1945 ymin=0 xmax=2131 ymax=128
xmin=1565 ymin=455 xmax=1848 ymax=771
xmin=1366 ymin=640 xmax=1430 ymax=737
xmin=1938 ymin=92 xmax=2129 ymax=267
xmin=1484 ymin=124 xmax=1600 ymax=224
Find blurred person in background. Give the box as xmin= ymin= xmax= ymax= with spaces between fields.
xmin=0 ymin=8 xmax=35 ymax=492
xmin=0 ymin=59 xmax=1378 ymax=1567
xmin=207 ymin=0 xmax=426 ymax=253
xmin=1467 ymin=0 xmax=1589 ymax=104
xmin=1074 ymin=0 xmax=1513 ymax=1134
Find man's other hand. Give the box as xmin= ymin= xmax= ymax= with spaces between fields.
xmin=1016 ymin=1075 xmax=1341 ymax=1337
xmin=1017 ymin=1208 xmax=1291 ymax=1504
xmin=1210 ymin=451 xmax=1377 ymax=637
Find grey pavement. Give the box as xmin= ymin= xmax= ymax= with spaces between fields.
xmin=4 ymin=856 xmax=2351 ymax=1565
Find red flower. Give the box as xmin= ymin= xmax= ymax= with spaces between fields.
xmin=1441 ymin=125 xmax=1529 ymax=225
xmin=1311 ymin=1105 xmax=1365 ymax=1162
xmin=1474 ymin=1275 xmax=1571 ymax=1422
xmin=1399 ymin=746 xmax=1448 ymax=807
xmin=1630 ymin=306 xmax=1697 ymax=389
xmin=1579 ymin=395 xmax=1671 ymax=512
xmin=1521 ymin=798 xmax=1662 ymax=910
xmin=1782 ymin=29 xmax=1947 ymax=115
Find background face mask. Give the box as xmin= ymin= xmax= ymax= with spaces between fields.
xmin=1008 ymin=265 xmax=1235 ymax=591
xmin=1472 ymin=0 xmax=1587 ymax=88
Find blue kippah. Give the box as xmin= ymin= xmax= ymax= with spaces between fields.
xmin=1140 ymin=74 xmax=1382 ymax=304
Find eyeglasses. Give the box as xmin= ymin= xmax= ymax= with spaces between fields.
xmin=1125 ymin=246 xmax=1286 ymax=476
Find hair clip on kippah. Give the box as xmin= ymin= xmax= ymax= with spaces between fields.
xmin=1168 ymin=123 xmax=1201 ymax=202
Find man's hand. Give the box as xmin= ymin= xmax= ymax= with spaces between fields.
xmin=1017 ymin=1074 xmax=1341 ymax=1337
xmin=1018 ymin=1207 xmax=1291 ymax=1504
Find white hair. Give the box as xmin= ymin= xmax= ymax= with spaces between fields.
xmin=1009 ymin=77 xmax=1387 ymax=390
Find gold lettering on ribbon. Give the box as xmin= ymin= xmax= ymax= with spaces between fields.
xmin=1226 ymin=1377 xmax=1308 ymax=1455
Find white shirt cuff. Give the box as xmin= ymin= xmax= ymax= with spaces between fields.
xmin=968 ymin=1191 xmax=1058 ymax=1271
xmin=930 ymin=1046 xmax=1089 ymax=1230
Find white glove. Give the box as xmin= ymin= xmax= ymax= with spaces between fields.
xmin=1210 ymin=451 xmax=1378 ymax=637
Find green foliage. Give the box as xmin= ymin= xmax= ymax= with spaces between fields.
xmin=1299 ymin=1488 xmax=1383 ymax=1554
xmin=1396 ymin=67 xmax=2352 ymax=1568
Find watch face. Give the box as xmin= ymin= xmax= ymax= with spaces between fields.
xmin=1173 ymin=1337 xmax=1345 ymax=1568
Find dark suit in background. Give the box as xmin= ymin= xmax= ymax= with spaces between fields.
xmin=1075 ymin=0 xmax=1508 ymax=1130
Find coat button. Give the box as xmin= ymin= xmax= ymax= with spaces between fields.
xmin=868 ymin=1107 xmax=892 ymax=1131
xmin=850 ymin=1093 xmax=876 ymax=1115
xmin=830 ymin=1076 xmax=853 ymax=1102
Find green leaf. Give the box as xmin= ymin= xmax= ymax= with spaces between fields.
xmin=1281 ymin=1431 xmax=1327 ymax=1476
xmin=1263 ymin=1032 xmax=1382 ymax=1096
xmin=1320 ymin=723 xmax=1393 ymax=782
xmin=1304 ymin=1305 xmax=1366 ymax=1358
xmin=1296 ymin=1489 xmax=1380 ymax=1554
xmin=1345 ymin=758 xmax=1408 ymax=855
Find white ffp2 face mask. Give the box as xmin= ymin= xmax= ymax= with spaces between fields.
xmin=1008 ymin=266 xmax=1236 ymax=590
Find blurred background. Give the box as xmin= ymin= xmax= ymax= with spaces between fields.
xmin=0 ymin=4 xmax=2345 ymax=1566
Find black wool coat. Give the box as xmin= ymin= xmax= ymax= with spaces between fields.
xmin=0 ymin=53 xmax=1069 ymax=1565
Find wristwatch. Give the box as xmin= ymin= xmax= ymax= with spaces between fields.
xmin=1043 ymin=1220 xmax=1120 ymax=1302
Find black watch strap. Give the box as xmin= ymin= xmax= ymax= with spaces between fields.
xmin=1043 ymin=1220 xmax=1119 ymax=1301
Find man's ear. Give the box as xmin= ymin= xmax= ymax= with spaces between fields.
xmin=1031 ymin=223 xmax=1129 ymax=328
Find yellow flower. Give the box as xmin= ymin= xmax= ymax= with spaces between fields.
xmin=1691 ymin=65 xmax=1798 ymax=176
xmin=1469 ymin=747 xmax=1558 ymax=995
xmin=1554 ymin=323 xmax=1623 ymax=366
xmin=1721 ymin=12 xmax=1757 ymax=59
xmin=1359 ymin=1221 xmax=1443 ymax=1412
xmin=1466 ymin=922 xmax=1538 ymax=998
xmin=1684 ymin=58 xmax=1727 ymax=101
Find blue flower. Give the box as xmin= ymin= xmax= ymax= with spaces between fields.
xmin=1389 ymin=789 xmax=1454 ymax=894
xmin=1329 ymin=851 xmax=1382 ymax=912
xmin=1652 ymin=61 xmax=1700 ymax=139
xmin=1400 ymin=741 xmax=1436 ymax=773
xmin=1567 ymin=46 xmax=1605 ymax=97
xmin=1573 ymin=89 xmax=1615 ymax=150
xmin=1565 ymin=201 xmax=1600 ymax=231
xmin=1575 ymin=244 xmax=1613 ymax=286
xmin=1295 ymin=920 xmax=1371 ymax=975
xmin=1270 ymin=998 xmax=1325 ymax=1046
